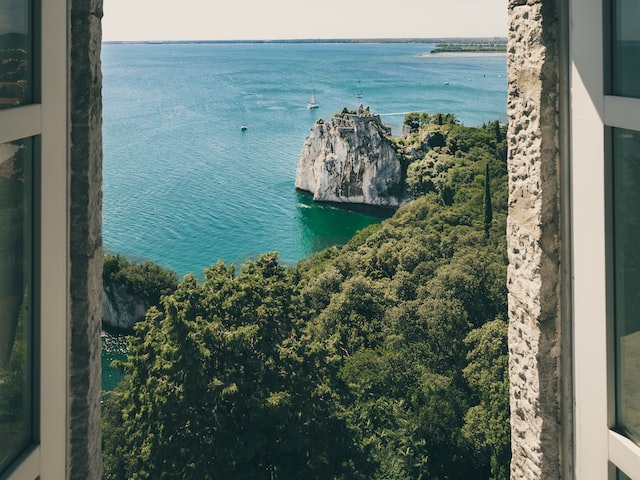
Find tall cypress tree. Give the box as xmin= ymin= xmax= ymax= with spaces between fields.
xmin=484 ymin=162 xmax=493 ymax=238
xmin=494 ymin=120 xmax=502 ymax=143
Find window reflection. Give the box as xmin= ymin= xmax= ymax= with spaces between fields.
xmin=0 ymin=0 xmax=32 ymax=108
xmin=0 ymin=138 xmax=33 ymax=473
xmin=611 ymin=0 xmax=640 ymax=98
xmin=613 ymin=128 xmax=640 ymax=445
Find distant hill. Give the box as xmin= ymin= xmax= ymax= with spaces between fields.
xmin=430 ymin=42 xmax=507 ymax=53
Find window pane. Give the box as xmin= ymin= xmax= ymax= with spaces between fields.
xmin=614 ymin=128 xmax=640 ymax=444
xmin=611 ymin=0 xmax=640 ymax=98
xmin=618 ymin=469 xmax=633 ymax=480
xmin=0 ymin=0 xmax=33 ymax=108
xmin=0 ymin=138 xmax=33 ymax=473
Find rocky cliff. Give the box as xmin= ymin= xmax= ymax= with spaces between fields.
xmin=102 ymin=284 xmax=150 ymax=330
xmin=101 ymin=255 xmax=178 ymax=331
xmin=295 ymin=110 xmax=408 ymax=207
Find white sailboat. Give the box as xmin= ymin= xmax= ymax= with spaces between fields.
xmin=307 ymin=91 xmax=319 ymax=109
xmin=240 ymin=110 xmax=247 ymax=130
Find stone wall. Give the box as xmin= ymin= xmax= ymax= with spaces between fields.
xmin=68 ymin=1 xmax=103 ymax=478
xmin=506 ymin=0 xmax=566 ymax=479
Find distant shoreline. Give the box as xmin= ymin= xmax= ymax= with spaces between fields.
xmin=418 ymin=52 xmax=507 ymax=58
xmin=421 ymin=42 xmax=507 ymax=56
xmin=103 ymin=37 xmax=507 ymax=46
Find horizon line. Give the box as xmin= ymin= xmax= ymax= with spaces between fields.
xmin=102 ymin=36 xmax=508 ymax=45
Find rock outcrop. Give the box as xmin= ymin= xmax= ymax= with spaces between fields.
xmin=101 ymin=255 xmax=178 ymax=331
xmin=295 ymin=110 xmax=408 ymax=207
xmin=102 ymin=284 xmax=149 ymax=330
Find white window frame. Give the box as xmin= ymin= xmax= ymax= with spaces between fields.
xmin=571 ymin=0 xmax=640 ymax=478
xmin=0 ymin=0 xmax=68 ymax=478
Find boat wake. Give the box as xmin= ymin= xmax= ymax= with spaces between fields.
xmin=378 ymin=111 xmax=414 ymax=117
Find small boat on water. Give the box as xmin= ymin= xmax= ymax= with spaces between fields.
xmin=307 ymin=91 xmax=319 ymax=109
xmin=240 ymin=109 xmax=248 ymax=130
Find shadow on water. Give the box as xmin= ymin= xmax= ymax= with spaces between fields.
xmin=295 ymin=190 xmax=393 ymax=254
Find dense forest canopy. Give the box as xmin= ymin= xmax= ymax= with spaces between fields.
xmin=102 ymin=113 xmax=510 ymax=480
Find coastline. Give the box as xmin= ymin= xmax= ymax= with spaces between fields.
xmin=296 ymin=189 xmax=397 ymax=219
xmin=417 ymin=51 xmax=507 ymax=58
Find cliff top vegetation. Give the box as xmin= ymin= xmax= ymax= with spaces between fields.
xmin=103 ymin=254 xmax=178 ymax=305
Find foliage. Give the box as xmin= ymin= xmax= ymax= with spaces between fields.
xmin=103 ymin=115 xmax=510 ymax=479
xmin=103 ymin=254 xmax=367 ymax=480
xmin=462 ymin=320 xmax=510 ymax=480
xmin=484 ymin=162 xmax=493 ymax=238
xmin=430 ymin=43 xmax=507 ymax=54
xmin=334 ymin=107 xmax=358 ymax=118
xmin=103 ymin=254 xmax=178 ymax=305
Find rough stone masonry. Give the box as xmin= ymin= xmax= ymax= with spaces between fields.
xmin=506 ymin=0 xmax=566 ymax=479
xmin=69 ymin=1 xmax=103 ymax=478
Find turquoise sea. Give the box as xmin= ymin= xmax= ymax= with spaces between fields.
xmin=102 ymin=42 xmax=507 ymax=276
xmin=101 ymin=41 xmax=507 ymax=390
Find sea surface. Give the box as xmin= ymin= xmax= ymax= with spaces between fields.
xmin=101 ymin=41 xmax=507 ymax=390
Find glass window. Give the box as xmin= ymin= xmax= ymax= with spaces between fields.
xmin=0 ymin=0 xmax=33 ymax=108
xmin=611 ymin=0 xmax=640 ymax=98
xmin=613 ymin=128 xmax=640 ymax=445
xmin=618 ymin=469 xmax=633 ymax=480
xmin=0 ymin=137 xmax=34 ymax=474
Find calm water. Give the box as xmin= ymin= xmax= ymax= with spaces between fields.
xmin=101 ymin=42 xmax=507 ymax=390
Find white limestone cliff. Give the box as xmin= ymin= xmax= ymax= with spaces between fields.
xmin=295 ymin=111 xmax=407 ymax=207
xmin=102 ymin=284 xmax=149 ymax=330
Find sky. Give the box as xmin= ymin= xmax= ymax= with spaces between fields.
xmin=102 ymin=0 xmax=508 ymax=42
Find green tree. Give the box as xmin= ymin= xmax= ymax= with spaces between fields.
xmin=484 ymin=162 xmax=493 ymax=238
xmin=403 ymin=112 xmax=421 ymax=130
xmin=103 ymin=254 xmax=365 ymax=479
xmin=462 ymin=320 xmax=511 ymax=480
xmin=493 ymin=120 xmax=502 ymax=143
